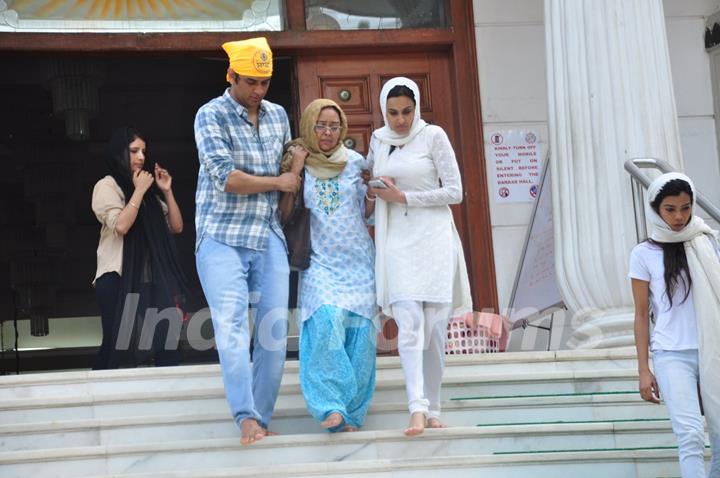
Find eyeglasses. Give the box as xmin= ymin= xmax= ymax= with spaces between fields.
xmin=314 ymin=124 xmax=342 ymax=134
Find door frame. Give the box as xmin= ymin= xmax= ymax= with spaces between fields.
xmin=0 ymin=0 xmax=498 ymax=312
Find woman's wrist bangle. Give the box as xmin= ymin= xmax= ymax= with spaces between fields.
xmin=365 ymin=193 xmax=376 ymax=202
xmin=128 ymin=201 xmax=139 ymax=210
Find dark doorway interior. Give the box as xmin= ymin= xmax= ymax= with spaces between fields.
xmin=0 ymin=54 xmax=295 ymax=372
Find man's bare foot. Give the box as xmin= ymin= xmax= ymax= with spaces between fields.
xmin=426 ymin=417 xmax=447 ymax=429
xmin=342 ymin=425 xmax=359 ymax=432
xmin=240 ymin=418 xmax=265 ymax=445
xmin=321 ymin=412 xmax=344 ymax=429
xmin=404 ymin=412 xmax=426 ymax=437
xmin=263 ymin=430 xmax=279 ymax=437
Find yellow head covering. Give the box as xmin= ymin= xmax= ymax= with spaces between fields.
xmin=281 ymin=99 xmax=349 ymax=179
xmin=222 ymin=37 xmax=273 ymax=82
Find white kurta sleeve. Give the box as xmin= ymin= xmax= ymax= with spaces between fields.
xmin=404 ymin=127 xmax=463 ymax=207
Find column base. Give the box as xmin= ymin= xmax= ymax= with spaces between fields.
xmin=566 ymin=308 xmax=635 ymax=349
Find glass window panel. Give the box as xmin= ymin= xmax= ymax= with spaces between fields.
xmin=4 ymin=0 xmax=284 ymax=32
xmin=305 ymin=0 xmax=448 ymax=31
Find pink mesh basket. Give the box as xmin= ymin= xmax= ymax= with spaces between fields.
xmin=445 ymin=313 xmax=506 ymax=354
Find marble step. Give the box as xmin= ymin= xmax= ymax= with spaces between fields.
xmin=2 ymin=441 xmax=700 ymax=478
xmin=0 ymin=391 xmax=668 ymax=441
xmin=80 ymin=450 xmax=701 ymax=478
xmin=0 ymin=369 xmax=640 ymax=423
xmin=0 ymin=388 xmax=676 ymax=451
xmin=0 ymin=421 xmax=685 ymax=478
xmin=0 ymin=377 xmax=641 ymax=449
xmin=0 ymin=349 xmax=640 ymax=401
xmin=0 ymin=348 xmax=672 ymax=478
xmin=0 ymin=374 xmax=644 ymax=421
xmin=0 ymin=368 xmax=640 ymax=404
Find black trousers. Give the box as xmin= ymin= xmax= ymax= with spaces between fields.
xmin=93 ymin=272 xmax=180 ymax=369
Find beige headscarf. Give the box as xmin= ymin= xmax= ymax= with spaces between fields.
xmin=281 ymin=99 xmax=348 ymax=179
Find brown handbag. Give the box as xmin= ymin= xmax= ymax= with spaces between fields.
xmin=282 ymin=179 xmax=311 ymax=271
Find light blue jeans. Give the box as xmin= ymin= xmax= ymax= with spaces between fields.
xmin=195 ymin=233 xmax=289 ymax=429
xmin=654 ymin=349 xmax=720 ymax=478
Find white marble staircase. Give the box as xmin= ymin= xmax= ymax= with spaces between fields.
xmin=0 ymin=348 xmax=707 ymax=477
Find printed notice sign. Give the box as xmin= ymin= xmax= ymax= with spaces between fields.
xmin=489 ymin=130 xmax=542 ymax=203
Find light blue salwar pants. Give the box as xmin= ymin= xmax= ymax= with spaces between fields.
xmin=195 ymin=233 xmax=289 ymax=430
xmin=299 ymin=305 xmax=377 ymax=431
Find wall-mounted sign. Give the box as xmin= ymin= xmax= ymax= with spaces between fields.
xmin=488 ymin=129 xmax=542 ymax=203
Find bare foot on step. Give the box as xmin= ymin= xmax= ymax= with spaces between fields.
xmin=240 ymin=418 xmax=265 ymax=445
xmin=343 ymin=425 xmax=358 ymax=432
xmin=426 ymin=417 xmax=447 ymax=429
xmin=321 ymin=412 xmax=344 ymax=429
xmin=404 ymin=412 xmax=426 ymax=437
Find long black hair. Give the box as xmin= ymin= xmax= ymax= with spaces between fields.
xmin=106 ymin=127 xmax=159 ymax=200
xmin=648 ymin=178 xmax=694 ymax=308
xmin=104 ymin=127 xmax=188 ymax=367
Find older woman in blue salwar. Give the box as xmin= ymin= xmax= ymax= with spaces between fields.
xmin=280 ymin=98 xmax=377 ymax=432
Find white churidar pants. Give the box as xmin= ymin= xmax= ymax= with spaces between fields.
xmin=392 ymin=300 xmax=450 ymax=418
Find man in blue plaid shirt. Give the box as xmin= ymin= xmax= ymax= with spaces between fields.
xmin=194 ymin=37 xmax=299 ymax=446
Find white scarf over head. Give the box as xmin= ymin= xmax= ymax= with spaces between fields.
xmin=646 ymin=172 xmax=720 ymax=438
xmin=373 ymin=76 xmax=428 ymax=146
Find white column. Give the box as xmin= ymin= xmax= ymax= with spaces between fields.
xmin=545 ymin=0 xmax=684 ymax=348
xmin=0 ymin=1 xmax=19 ymax=31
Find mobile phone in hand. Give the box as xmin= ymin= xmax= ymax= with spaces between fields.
xmin=368 ymin=178 xmax=388 ymax=189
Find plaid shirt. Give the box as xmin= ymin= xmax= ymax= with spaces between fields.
xmin=194 ymin=89 xmax=291 ymax=251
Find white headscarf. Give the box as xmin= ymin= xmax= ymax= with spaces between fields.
xmin=646 ymin=172 xmax=720 ymax=440
xmin=373 ymin=77 xmax=428 ymax=147
xmin=646 ymin=172 xmax=714 ymax=243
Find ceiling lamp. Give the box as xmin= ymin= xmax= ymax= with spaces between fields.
xmin=47 ymin=59 xmax=103 ymax=142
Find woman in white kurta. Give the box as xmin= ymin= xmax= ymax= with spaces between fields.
xmin=367 ymin=77 xmax=472 ymax=436
xmin=280 ymin=99 xmax=377 ymax=432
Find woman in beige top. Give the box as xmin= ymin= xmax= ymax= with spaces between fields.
xmin=92 ymin=127 xmax=185 ymax=369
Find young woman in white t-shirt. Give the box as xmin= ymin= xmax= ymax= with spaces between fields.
xmin=630 ymin=172 xmax=720 ymax=477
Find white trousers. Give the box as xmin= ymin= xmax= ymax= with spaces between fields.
xmin=654 ymin=349 xmax=720 ymax=478
xmin=391 ymin=300 xmax=450 ymax=418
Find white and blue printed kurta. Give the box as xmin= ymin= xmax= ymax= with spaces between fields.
xmin=298 ymin=150 xmax=377 ymax=325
